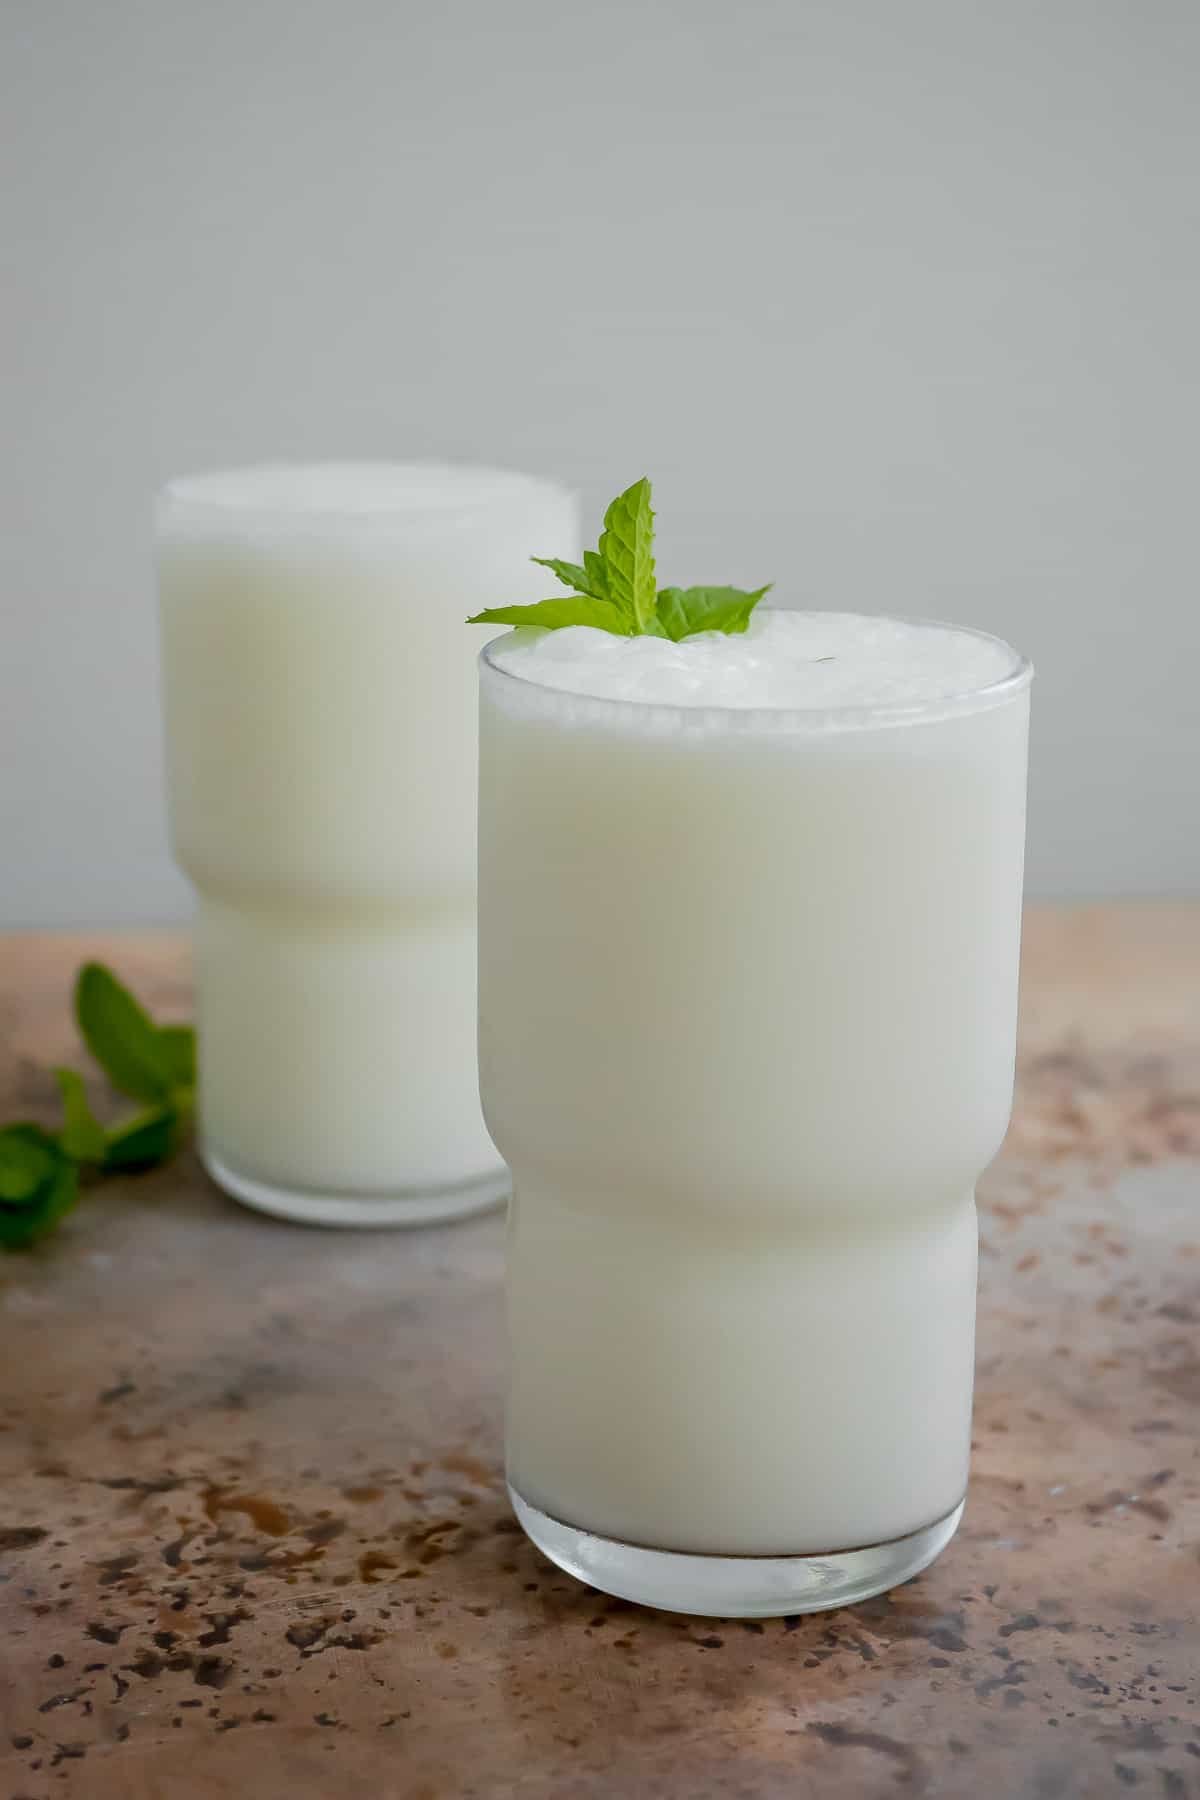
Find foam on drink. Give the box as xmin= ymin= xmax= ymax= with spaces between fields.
xmin=486 ymin=609 xmax=1020 ymax=713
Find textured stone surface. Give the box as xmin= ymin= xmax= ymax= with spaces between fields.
xmin=0 ymin=910 xmax=1198 ymax=1799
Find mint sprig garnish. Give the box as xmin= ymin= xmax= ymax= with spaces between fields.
xmin=596 ymin=477 xmax=658 ymax=634
xmin=468 ymin=476 xmax=771 ymax=640
xmin=656 ymin=584 xmax=772 ymax=642
xmin=464 ymin=593 xmax=632 ymax=635
xmin=0 ymin=964 xmax=196 ymax=1250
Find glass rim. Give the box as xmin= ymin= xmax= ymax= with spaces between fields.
xmin=479 ymin=612 xmax=1033 ymax=732
xmin=156 ymin=459 xmax=578 ymax=524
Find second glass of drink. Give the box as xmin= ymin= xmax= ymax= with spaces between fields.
xmin=158 ymin=462 xmax=578 ymax=1226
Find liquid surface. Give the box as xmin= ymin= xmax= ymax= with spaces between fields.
xmin=487 ymin=609 xmax=1023 ymax=714
xmin=160 ymin=461 xmax=571 ymax=522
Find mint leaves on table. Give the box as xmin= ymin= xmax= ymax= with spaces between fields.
xmin=75 ymin=962 xmax=182 ymax=1105
xmin=0 ymin=1127 xmax=78 ymax=1250
xmin=0 ymin=963 xmax=195 ymax=1249
xmin=468 ymin=477 xmax=771 ymax=640
xmin=54 ymin=1067 xmax=108 ymax=1164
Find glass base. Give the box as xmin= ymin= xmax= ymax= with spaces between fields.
xmin=509 ymin=1485 xmax=965 ymax=1617
xmin=202 ymin=1148 xmax=509 ymax=1229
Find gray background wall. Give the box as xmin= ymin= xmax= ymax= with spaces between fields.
xmin=3 ymin=0 xmax=1197 ymax=925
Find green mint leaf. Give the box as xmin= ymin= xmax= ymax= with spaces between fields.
xmin=655 ymin=584 xmax=772 ymax=642
xmin=54 ymin=1068 xmax=108 ymax=1163
xmin=0 ymin=1124 xmax=55 ymax=1201
xmin=0 ymin=1124 xmax=79 ymax=1249
xmin=75 ymin=963 xmax=171 ymax=1104
xmin=468 ymin=596 xmax=633 ymax=634
xmin=598 ymin=476 xmax=657 ymax=633
xmin=582 ymin=550 xmax=613 ymax=602
xmin=158 ymin=1025 xmax=196 ymax=1094
xmin=531 ymin=557 xmax=603 ymax=599
xmin=103 ymin=1105 xmax=179 ymax=1173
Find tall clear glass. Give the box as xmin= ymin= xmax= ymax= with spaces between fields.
xmin=478 ymin=620 xmax=1031 ymax=1613
xmin=158 ymin=463 xmax=578 ymax=1227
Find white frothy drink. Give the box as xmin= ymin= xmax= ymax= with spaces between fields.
xmin=158 ymin=463 xmax=577 ymax=1222
xmin=480 ymin=610 xmax=1030 ymax=1554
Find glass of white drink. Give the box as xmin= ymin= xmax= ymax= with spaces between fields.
xmin=476 ymin=481 xmax=1031 ymax=1615
xmin=157 ymin=462 xmax=577 ymax=1227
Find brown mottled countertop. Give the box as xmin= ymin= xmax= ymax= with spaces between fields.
xmin=1 ymin=907 xmax=1198 ymax=1799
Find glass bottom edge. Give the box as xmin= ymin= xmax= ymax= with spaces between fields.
xmin=202 ymin=1148 xmax=510 ymax=1229
xmin=509 ymin=1484 xmax=965 ymax=1617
